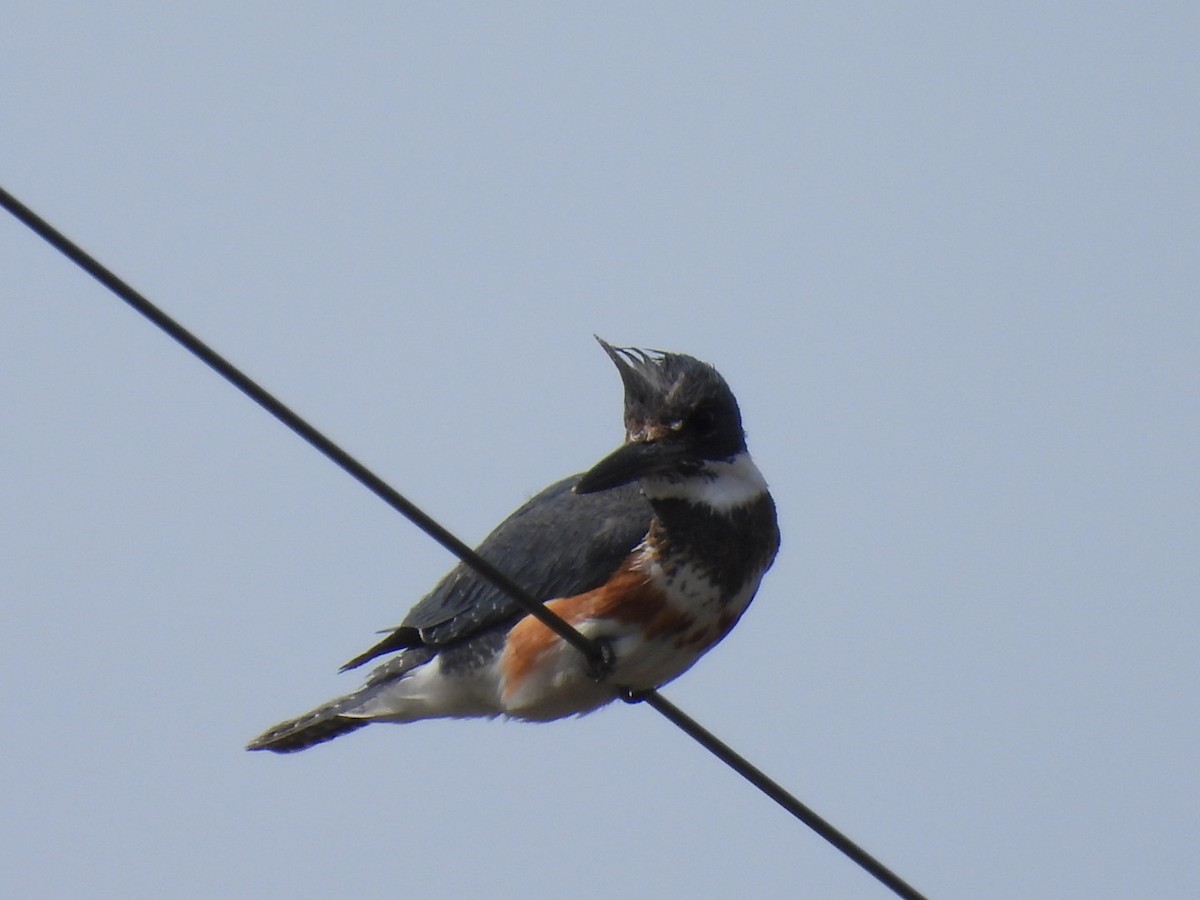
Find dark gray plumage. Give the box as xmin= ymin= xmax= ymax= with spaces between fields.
xmin=339 ymin=475 xmax=652 ymax=671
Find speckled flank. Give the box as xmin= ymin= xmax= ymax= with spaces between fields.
xmin=499 ymin=560 xmax=689 ymax=700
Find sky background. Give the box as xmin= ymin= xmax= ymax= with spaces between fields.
xmin=2 ymin=4 xmax=1197 ymax=898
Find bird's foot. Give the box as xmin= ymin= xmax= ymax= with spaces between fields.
xmin=586 ymin=637 xmax=617 ymax=682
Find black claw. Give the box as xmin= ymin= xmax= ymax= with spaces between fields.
xmin=586 ymin=637 xmax=617 ymax=682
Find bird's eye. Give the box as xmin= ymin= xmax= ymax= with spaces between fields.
xmin=688 ymin=408 xmax=718 ymax=435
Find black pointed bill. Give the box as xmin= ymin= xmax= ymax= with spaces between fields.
xmin=574 ymin=439 xmax=690 ymax=494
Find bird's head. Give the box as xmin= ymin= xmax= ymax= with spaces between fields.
xmin=574 ymin=338 xmax=747 ymax=494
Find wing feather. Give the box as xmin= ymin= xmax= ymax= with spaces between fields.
xmin=340 ymin=475 xmax=650 ymax=670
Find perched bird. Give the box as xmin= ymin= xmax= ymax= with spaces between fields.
xmin=247 ymin=339 xmax=778 ymax=753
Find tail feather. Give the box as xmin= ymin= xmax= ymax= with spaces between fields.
xmin=250 ymin=648 xmax=439 ymax=753
xmin=246 ymin=691 xmax=371 ymax=754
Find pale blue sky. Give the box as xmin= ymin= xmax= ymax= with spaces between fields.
xmin=3 ymin=4 xmax=1197 ymax=898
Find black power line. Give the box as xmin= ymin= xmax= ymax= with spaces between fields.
xmin=1 ymin=185 xmax=928 ymax=900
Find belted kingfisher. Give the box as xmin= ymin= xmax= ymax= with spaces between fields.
xmin=248 ymin=338 xmax=778 ymax=753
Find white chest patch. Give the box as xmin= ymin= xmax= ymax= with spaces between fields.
xmin=641 ymin=451 xmax=769 ymax=511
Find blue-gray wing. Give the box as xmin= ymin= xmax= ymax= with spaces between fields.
xmin=340 ymin=475 xmax=651 ymax=670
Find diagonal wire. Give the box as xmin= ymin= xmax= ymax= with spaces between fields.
xmin=629 ymin=690 xmax=927 ymax=899
xmin=1 ymin=184 xmax=928 ymax=900
xmin=0 ymin=187 xmax=598 ymax=666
